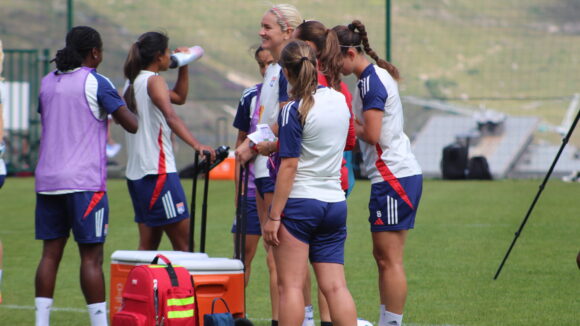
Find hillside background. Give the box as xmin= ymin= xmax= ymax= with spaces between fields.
xmin=2 ymin=0 xmax=579 ymax=169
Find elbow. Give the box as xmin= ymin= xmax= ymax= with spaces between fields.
xmin=126 ymin=124 xmax=138 ymax=134
xmin=173 ymin=98 xmax=186 ymax=105
xmin=365 ymin=135 xmax=379 ymax=146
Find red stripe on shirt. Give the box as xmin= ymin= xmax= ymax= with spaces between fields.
xmin=149 ymin=125 xmax=167 ymax=210
xmin=83 ymin=192 xmax=105 ymax=218
xmin=374 ymin=144 xmax=414 ymax=210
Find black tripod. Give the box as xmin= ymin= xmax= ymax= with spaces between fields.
xmin=494 ymin=107 xmax=580 ymax=279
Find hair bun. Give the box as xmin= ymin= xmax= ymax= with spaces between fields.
xmin=347 ymin=23 xmax=356 ymax=31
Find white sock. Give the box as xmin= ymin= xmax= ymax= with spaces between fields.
xmin=384 ymin=310 xmax=403 ymax=326
xmin=35 ymin=297 xmax=53 ymax=326
xmin=87 ymin=302 xmax=108 ymax=326
xmin=302 ymin=305 xmax=314 ymax=326
xmin=379 ymin=304 xmax=386 ymax=326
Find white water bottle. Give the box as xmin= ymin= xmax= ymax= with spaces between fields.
xmin=169 ymin=46 xmax=204 ymax=68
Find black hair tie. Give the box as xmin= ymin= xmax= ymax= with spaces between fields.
xmin=348 ymin=23 xmax=356 ymax=31
xmin=300 ymin=56 xmax=308 ymax=63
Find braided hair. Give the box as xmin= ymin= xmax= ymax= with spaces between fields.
xmin=53 ymin=26 xmax=102 ymax=72
xmin=333 ymin=20 xmax=400 ymax=81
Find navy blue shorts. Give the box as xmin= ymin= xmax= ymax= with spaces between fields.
xmin=281 ymin=198 xmax=347 ymax=264
xmin=127 ymin=173 xmax=189 ymax=227
xmin=35 ymin=192 xmax=109 ymax=243
xmin=254 ymin=177 xmax=275 ymax=197
xmin=369 ymin=175 xmax=423 ymax=232
xmin=0 ymin=175 xmax=5 ymax=188
xmin=231 ymin=196 xmax=261 ymax=235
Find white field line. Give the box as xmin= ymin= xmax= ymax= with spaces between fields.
xmin=0 ymin=305 xmax=466 ymax=326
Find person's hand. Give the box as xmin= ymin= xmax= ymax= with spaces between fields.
xmin=263 ymin=217 xmax=281 ymax=247
xmin=257 ymin=141 xmax=275 ymax=156
xmin=174 ymin=46 xmax=191 ymax=54
xmin=354 ymin=117 xmax=364 ymax=138
xmin=196 ymin=144 xmax=216 ymax=162
xmin=0 ymin=142 xmax=5 ymax=158
xmin=235 ymin=138 xmax=256 ymax=164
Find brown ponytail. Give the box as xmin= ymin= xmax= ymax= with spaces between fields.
xmin=350 ymin=20 xmax=400 ymax=81
xmin=122 ymin=31 xmax=169 ymax=114
xmin=295 ymin=21 xmax=343 ymax=91
xmin=279 ymin=40 xmax=318 ymax=125
xmin=123 ymin=42 xmax=141 ymax=114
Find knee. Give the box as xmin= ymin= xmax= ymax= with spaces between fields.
xmin=319 ymin=280 xmax=347 ymax=298
xmin=373 ymin=249 xmax=402 ymax=271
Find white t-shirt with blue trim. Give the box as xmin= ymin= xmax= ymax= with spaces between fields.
xmin=254 ymin=63 xmax=288 ymax=179
xmin=353 ymin=64 xmax=421 ymax=184
xmin=278 ymin=87 xmax=349 ymax=202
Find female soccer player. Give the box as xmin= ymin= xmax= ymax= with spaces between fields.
xmin=231 ymin=46 xmax=274 ymax=286
xmin=263 ymin=39 xmax=357 ymax=326
xmin=293 ymin=20 xmax=357 ymax=326
xmin=235 ymin=5 xmax=305 ymax=325
xmin=334 ymin=20 xmax=423 ymax=326
xmin=123 ymin=31 xmax=214 ymax=252
xmin=34 ymin=26 xmax=138 ymax=326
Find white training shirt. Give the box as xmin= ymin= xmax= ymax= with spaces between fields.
xmin=353 ymin=64 xmax=422 ymax=184
xmin=124 ymin=70 xmax=177 ymax=180
xmin=278 ymin=87 xmax=349 ymax=202
xmin=254 ymin=63 xmax=288 ymax=179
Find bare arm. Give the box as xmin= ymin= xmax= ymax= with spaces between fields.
xmin=111 ymin=106 xmax=138 ymax=133
xmin=356 ymin=109 xmax=383 ymax=145
xmin=169 ymin=47 xmax=190 ymax=105
xmin=148 ymin=75 xmax=215 ymax=160
xmin=263 ymin=157 xmax=298 ymax=246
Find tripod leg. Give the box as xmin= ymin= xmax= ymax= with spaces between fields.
xmin=494 ymin=107 xmax=580 ymax=279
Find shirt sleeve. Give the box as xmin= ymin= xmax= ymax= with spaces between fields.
xmin=232 ymin=88 xmax=254 ymax=132
xmin=93 ymin=72 xmax=125 ymax=114
xmin=278 ymin=72 xmax=289 ymax=103
xmin=278 ymin=101 xmax=302 ymax=158
xmin=359 ymin=76 xmax=388 ymax=112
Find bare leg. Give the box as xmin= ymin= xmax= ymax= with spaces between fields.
xmin=318 ymin=287 xmax=332 ymax=323
xmin=273 ymin=224 xmax=309 ymax=326
xmin=137 ymin=223 xmax=163 ymax=250
xmin=304 ymin=269 xmax=312 ymax=306
xmin=78 ymin=243 xmax=105 ymax=304
xmin=372 ymin=231 xmax=408 ymax=314
xmin=35 ymin=238 xmax=67 ymax=298
xmin=164 ymin=218 xmax=190 ymax=252
xmin=232 ymin=234 xmax=261 ymax=286
xmin=257 ymin=192 xmax=279 ymax=321
xmin=312 ymin=262 xmax=357 ymax=326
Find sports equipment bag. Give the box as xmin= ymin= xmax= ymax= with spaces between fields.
xmin=112 ymin=254 xmax=198 ymax=326
xmin=441 ymin=143 xmax=468 ymax=179
xmin=467 ymin=156 xmax=493 ymax=180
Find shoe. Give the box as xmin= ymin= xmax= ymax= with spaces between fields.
xmin=562 ymin=170 xmax=580 ymax=182
xmin=106 ymin=143 xmax=122 ymax=158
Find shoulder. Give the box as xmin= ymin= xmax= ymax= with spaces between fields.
xmin=241 ymin=85 xmax=259 ymax=99
xmin=89 ymin=70 xmax=116 ymax=89
xmin=280 ymin=100 xmax=300 ymax=126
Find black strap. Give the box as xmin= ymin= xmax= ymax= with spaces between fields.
xmin=151 ymin=254 xmax=179 ymax=287
xmin=210 ymin=297 xmax=231 ymax=314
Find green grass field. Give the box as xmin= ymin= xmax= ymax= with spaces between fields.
xmin=0 ymin=177 xmax=578 ymax=325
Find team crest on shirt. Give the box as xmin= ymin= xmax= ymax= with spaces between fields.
xmin=176 ymin=202 xmax=185 ymax=215
xmin=269 ymin=76 xmax=277 ymax=87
